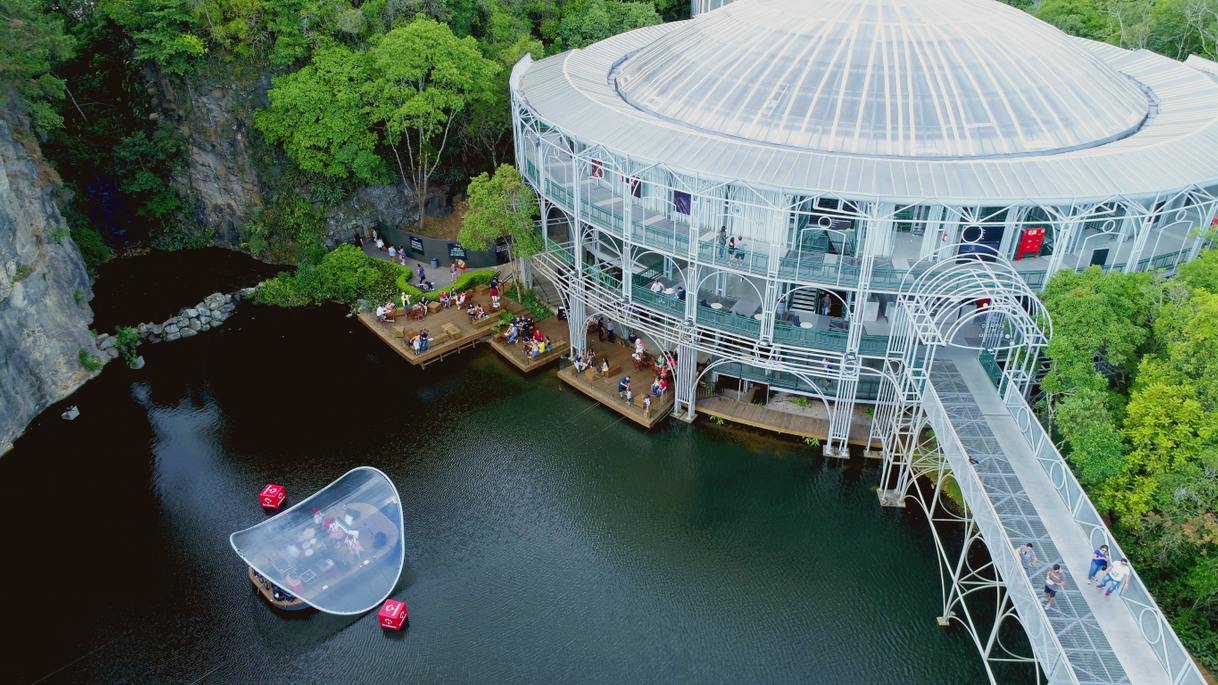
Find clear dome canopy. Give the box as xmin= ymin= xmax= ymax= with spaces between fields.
xmin=615 ymin=0 xmax=1149 ymax=158
xmin=230 ymin=467 xmax=404 ymax=615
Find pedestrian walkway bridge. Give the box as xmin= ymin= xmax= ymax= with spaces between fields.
xmin=884 ymin=348 xmax=1204 ymax=684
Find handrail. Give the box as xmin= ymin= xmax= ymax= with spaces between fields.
xmin=997 ymin=368 xmax=1206 ymax=685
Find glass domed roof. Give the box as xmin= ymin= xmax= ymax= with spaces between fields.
xmin=615 ymin=0 xmax=1149 ymax=158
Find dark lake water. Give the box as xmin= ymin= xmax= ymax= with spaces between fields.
xmin=2 ymin=254 xmax=1003 ymax=684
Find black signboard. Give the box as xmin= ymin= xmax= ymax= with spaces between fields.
xmin=409 ymin=236 xmax=424 ymax=253
xmin=448 ymin=243 xmax=466 ymax=259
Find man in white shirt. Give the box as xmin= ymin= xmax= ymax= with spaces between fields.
xmin=650 ymin=280 xmax=663 ymax=295
xmin=1097 ymin=559 xmax=1131 ymax=596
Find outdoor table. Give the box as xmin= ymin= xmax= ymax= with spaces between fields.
xmin=753 ymin=314 xmax=763 ymax=320
xmin=800 ymin=322 xmax=813 ymax=329
xmin=442 ymin=323 xmax=462 ymax=339
xmin=710 ymin=302 xmax=722 ymax=310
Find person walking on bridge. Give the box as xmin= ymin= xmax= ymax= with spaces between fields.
xmin=1044 ymin=563 xmax=1065 ymax=609
xmin=1097 ymin=559 xmax=1131 ymax=596
xmin=1019 ymin=543 xmax=1038 ymax=570
xmin=1087 ymin=545 xmax=1110 ymax=584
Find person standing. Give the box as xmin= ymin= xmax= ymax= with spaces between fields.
xmin=1019 ymin=543 xmax=1038 ymax=569
xmin=354 ymin=231 xmax=364 ymax=248
xmin=820 ymin=292 xmax=832 ymax=316
xmin=717 ymin=226 xmax=727 ymax=258
xmin=618 ymin=375 xmax=631 ymax=400
xmin=450 ymin=260 xmax=458 ymax=283
xmin=596 ymin=316 xmax=605 ymax=342
xmin=1087 ymin=545 xmax=1110 ymax=584
xmin=643 ymin=393 xmax=652 ymax=418
xmin=1044 ymin=563 xmax=1065 ymax=609
xmin=606 ymin=319 xmax=616 ymax=344
xmin=417 ymin=263 xmax=426 ymax=284
xmin=1097 ymin=559 xmax=1131 ymax=596
xmin=388 ymin=244 xmax=397 ymax=261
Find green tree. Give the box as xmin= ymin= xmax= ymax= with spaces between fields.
xmin=0 ymin=0 xmax=76 ymax=132
xmin=255 ymin=45 xmax=383 ymax=182
xmin=557 ymin=0 xmax=660 ymax=51
xmin=462 ymin=9 xmax=544 ymax=167
xmin=103 ymin=0 xmax=207 ymax=74
xmin=1179 ymin=246 xmax=1218 ymax=294
xmin=459 ymin=164 xmax=541 ymax=270
xmin=1040 ymin=266 xmax=1150 ymax=401
xmin=369 ymin=16 xmax=498 ymax=229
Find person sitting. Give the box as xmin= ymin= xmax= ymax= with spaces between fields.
xmin=658 ymin=378 xmax=669 ymax=396
xmin=475 ymin=305 xmax=487 ymax=319
xmin=650 ymin=280 xmax=663 ymax=295
xmin=456 ymin=291 xmax=467 ymax=307
xmin=675 ymin=286 xmax=686 ymax=301
xmin=596 ymin=358 xmax=610 ymax=377
xmin=467 ymin=303 xmax=477 ymax=320
xmin=532 ymin=340 xmax=545 ymax=358
xmin=573 ymin=354 xmax=587 ymax=372
xmin=439 ymin=291 xmax=450 ymax=308
xmin=375 ymin=305 xmax=389 ymax=322
xmin=507 ymin=324 xmax=520 ymax=343
xmin=533 ymin=328 xmax=544 ymax=342
xmin=420 ymin=280 xmax=434 ymax=292
xmin=651 ymin=377 xmax=662 ymax=396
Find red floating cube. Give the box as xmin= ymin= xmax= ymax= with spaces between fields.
xmin=379 ymin=600 xmax=408 ymax=630
xmin=260 ymin=484 xmax=286 ymax=509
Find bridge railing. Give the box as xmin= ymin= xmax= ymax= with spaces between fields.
xmin=921 ymin=379 xmax=1078 ymax=684
xmin=998 ymin=370 xmax=1206 ymax=685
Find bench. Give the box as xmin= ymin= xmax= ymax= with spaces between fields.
xmin=594 ymin=363 xmax=621 ymax=379
xmin=428 ymin=329 xmax=450 ymax=345
xmin=441 ymin=323 xmax=462 ymax=340
xmin=472 ymin=314 xmax=499 ymax=330
xmin=391 ymin=327 xmax=404 ymax=339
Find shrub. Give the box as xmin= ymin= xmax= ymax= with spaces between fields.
xmin=78 ymin=348 xmax=102 ymax=371
xmin=13 ymin=263 xmax=33 ymax=283
xmin=504 ymin=282 xmax=554 ymax=320
xmin=395 ymin=269 xmax=496 ymax=302
xmin=254 ymin=246 xmax=410 ymax=308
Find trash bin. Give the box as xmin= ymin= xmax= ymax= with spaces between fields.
xmin=430 ymin=257 xmax=439 ymax=269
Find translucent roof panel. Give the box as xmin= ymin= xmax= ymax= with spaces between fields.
xmin=230 ymin=467 xmax=404 ymax=615
xmin=616 ymin=0 xmax=1149 ymax=158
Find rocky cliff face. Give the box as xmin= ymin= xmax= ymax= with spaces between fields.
xmin=0 ymin=113 xmax=100 ymax=455
xmin=158 ymin=71 xmax=267 ymax=247
xmin=155 ymin=69 xmax=450 ymax=254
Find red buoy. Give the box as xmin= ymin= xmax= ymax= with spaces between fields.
xmin=259 ymin=484 xmax=286 ymax=509
xmin=379 ymin=600 xmax=408 ymax=629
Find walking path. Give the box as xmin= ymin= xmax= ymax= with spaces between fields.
xmin=934 ymin=348 xmax=1171 ymax=685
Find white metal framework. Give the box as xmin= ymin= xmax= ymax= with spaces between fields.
xmin=512 ymin=1 xmax=1213 ymax=681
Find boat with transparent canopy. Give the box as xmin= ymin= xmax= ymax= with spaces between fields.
xmin=230 ymin=467 xmax=404 ymax=615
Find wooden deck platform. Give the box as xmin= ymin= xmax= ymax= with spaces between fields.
xmin=556 ymin=332 xmax=675 ymax=429
xmin=696 ymin=395 xmax=881 ymax=450
xmin=487 ymin=312 xmax=570 ymax=373
xmin=357 ymin=297 xmax=500 ymax=367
